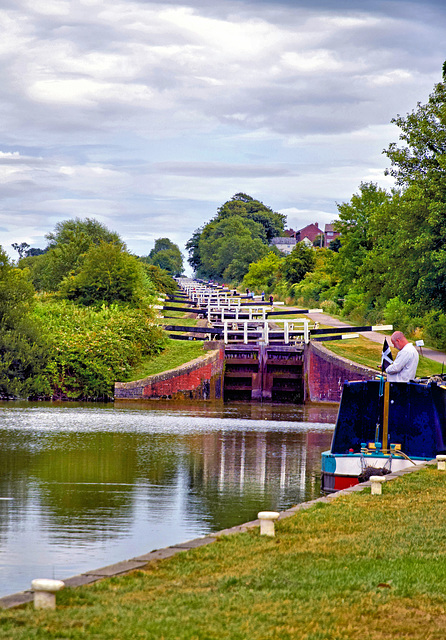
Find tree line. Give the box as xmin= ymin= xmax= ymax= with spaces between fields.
xmin=187 ymin=63 xmax=446 ymax=347
xmin=1 ymin=219 xmax=184 ymax=400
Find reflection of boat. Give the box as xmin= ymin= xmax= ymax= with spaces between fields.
xmin=321 ymin=378 xmax=446 ymax=493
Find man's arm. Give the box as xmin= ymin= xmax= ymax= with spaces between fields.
xmin=385 ymin=349 xmax=411 ymax=375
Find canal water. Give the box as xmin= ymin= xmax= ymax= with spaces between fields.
xmin=0 ymin=400 xmax=337 ymax=598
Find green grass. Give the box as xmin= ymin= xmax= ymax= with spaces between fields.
xmin=321 ymin=335 xmax=442 ymax=377
xmin=162 ymin=315 xmax=201 ymax=327
xmin=2 ymin=465 xmax=446 ymax=639
xmin=124 ymin=338 xmax=206 ymax=380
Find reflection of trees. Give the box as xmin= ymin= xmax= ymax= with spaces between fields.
xmin=183 ymin=430 xmax=333 ymax=532
xmin=0 ymin=410 xmax=335 ymax=550
xmin=0 ymin=430 xmax=39 ymax=544
xmin=0 ymin=430 xmax=185 ymax=544
xmin=34 ymin=433 xmax=138 ymax=539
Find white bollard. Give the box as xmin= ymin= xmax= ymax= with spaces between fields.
xmin=437 ymin=455 xmax=446 ymax=471
xmin=31 ymin=579 xmax=65 ymax=610
xmin=258 ymin=511 xmax=280 ymax=536
xmin=370 ymin=476 xmax=386 ymax=495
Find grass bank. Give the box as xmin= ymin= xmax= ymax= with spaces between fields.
xmin=2 ymin=465 xmax=445 ymax=639
xmin=125 ymin=338 xmax=205 ymax=380
xmin=322 ymin=335 xmax=441 ymax=377
xmin=123 ymin=302 xmax=207 ymax=381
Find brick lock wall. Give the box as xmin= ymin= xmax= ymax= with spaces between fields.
xmin=115 ymin=346 xmax=225 ymax=401
xmin=305 ymin=341 xmax=376 ymax=403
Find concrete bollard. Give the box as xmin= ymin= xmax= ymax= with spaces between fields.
xmin=258 ymin=511 xmax=280 ymax=536
xmin=370 ymin=476 xmax=386 ymax=495
xmin=31 ymin=579 xmax=65 ymax=610
xmin=437 ymin=455 xmax=446 ymax=470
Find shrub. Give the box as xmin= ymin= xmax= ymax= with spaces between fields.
xmin=422 ymin=310 xmax=446 ymax=350
xmin=34 ymin=300 xmax=166 ymax=400
xmin=383 ymin=297 xmax=419 ymax=336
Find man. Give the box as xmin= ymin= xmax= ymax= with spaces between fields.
xmin=385 ymin=331 xmax=419 ymax=382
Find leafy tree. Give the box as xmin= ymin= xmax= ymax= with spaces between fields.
xmin=384 ymin=63 xmax=446 ymax=191
xmin=280 ymin=242 xmax=316 ymax=285
xmin=186 ymin=194 xmax=286 ymax=278
xmin=198 ymin=215 xmax=267 ymax=281
xmin=334 ymin=182 xmax=390 ymax=288
xmin=215 ymin=193 xmax=286 ymax=241
xmin=144 ymin=264 xmax=178 ymax=295
xmin=46 ymin=217 xmax=121 ymax=249
xmin=242 ymin=252 xmax=283 ymax=292
xmin=185 ymin=227 xmax=203 ymax=274
xmin=0 ymin=247 xmax=50 ymax=398
xmin=292 ymin=248 xmax=339 ymax=303
xmin=145 ymin=238 xmax=184 ymax=276
xmin=59 ymin=242 xmax=148 ymax=306
xmin=328 ymin=237 xmax=341 ymax=252
xmin=381 ymin=64 xmax=446 ymax=312
xmin=25 ymin=217 xmax=123 ymax=292
xmin=12 ymin=242 xmax=30 ymax=259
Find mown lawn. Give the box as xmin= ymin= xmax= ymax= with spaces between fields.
xmin=2 ymin=465 xmax=446 ymax=639
xmin=123 ymin=338 xmax=205 ymax=380
xmin=123 ymin=303 xmax=207 ymax=381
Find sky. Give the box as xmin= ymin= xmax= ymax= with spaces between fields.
xmin=0 ymin=0 xmax=445 ymax=269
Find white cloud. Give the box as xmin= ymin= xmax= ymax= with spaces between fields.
xmin=0 ymin=0 xmax=445 ymax=260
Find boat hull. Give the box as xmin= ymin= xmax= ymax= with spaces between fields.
xmin=321 ymin=379 xmax=446 ymax=493
xmin=321 ymin=451 xmax=430 ymax=493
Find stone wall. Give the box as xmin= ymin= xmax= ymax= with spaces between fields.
xmin=115 ymin=346 xmax=225 ymax=401
xmin=305 ymin=341 xmax=376 ymax=403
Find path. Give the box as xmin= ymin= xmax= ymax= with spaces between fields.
xmin=306 ymin=310 xmax=446 ymax=367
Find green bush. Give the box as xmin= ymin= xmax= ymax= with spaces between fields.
xmin=383 ymin=296 xmax=419 ymax=336
xmin=422 ymin=310 xmax=446 ymax=349
xmin=34 ymin=300 xmax=166 ymax=400
xmin=341 ymin=289 xmax=374 ymax=323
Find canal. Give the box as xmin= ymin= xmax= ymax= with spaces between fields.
xmin=0 ymin=400 xmax=337 ymax=598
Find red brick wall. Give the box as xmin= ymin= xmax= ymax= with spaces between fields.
xmin=305 ymin=341 xmax=376 ymax=403
xmin=115 ymin=347 xmax=225 ymax=401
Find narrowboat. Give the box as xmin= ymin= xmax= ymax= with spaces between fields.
xmin=321 ymin=377 xmax=446 ymax=492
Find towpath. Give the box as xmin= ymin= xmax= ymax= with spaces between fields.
xmin=306 ymin=310 xmax=446 ymax=367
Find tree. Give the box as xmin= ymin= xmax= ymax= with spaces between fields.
xmin=46 ymin=217 xmax=121 ymax=249
xmin=25 ymin=217 xmax=123 ymax=292
xmin=143 ymin=264 xmax=177 ymax=295
xmin=185 ymin=227 xmax=203 ymax=274
xmin=384 ymin=63 xmax=446 ymax=191
xmin=0 ymin=247 xmax=50 ymax=398
xmin=381 ymin=63 xmax=446 ymax=311
xmin=334 ymin=182 xmax=390 ymax=288
xmin=145 ymin=238 xmax=184 ymax=276
xmin=59 ymin=242 xmax=148 ymax=306
xmin=198 ymin=215 xmax=267 ymax=281
xmin=328 ymin=237 xmax=341 ymax=252
xmin=186 ymin=194 xmax=284 ymax=281
xmin=11 ymin=242 xmax=30 ymax=259
xmin=280 ymin=242 xmax=316 ymax=285
xmin=215 ymin=193 xmax=286 ymax=241
xmin=242 ymin=252 xmax=283 ymax=292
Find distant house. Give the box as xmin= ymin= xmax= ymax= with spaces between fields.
xmin=270 ymin=235 xmax=296 ymax=254
xmin=270 ymin=221 xmax=338 ymax=254
xmin=324 ymin=223 xmax=340 ymax=247
xmin=295 ymin=223 xmax=323 ymax=246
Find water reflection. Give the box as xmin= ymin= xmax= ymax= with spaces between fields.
xmin=0 ymin=401 xmax=336 ymax=597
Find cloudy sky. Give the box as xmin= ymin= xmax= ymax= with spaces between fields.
xmin=1 ymin=0 xmax=445 ymax=268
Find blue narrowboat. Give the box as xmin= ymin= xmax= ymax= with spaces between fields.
xmin=321 ymin=378 xmax=446 ymax=492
